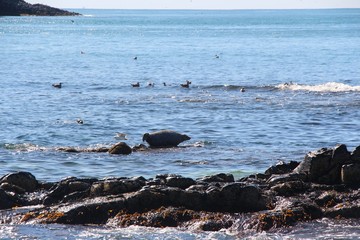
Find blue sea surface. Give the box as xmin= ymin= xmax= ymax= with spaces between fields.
xmin=1 ymin=9 xmax=360 ymax=238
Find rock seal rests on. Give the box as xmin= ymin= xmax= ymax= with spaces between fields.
xmin=142 ymin=130 xmax=191 ymax=148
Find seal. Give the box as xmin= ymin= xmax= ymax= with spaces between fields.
xmin=142 ymin=130 xmax=191 ymax=148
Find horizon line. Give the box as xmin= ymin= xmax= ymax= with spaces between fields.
xmin=66 ymin=7 xmax=360 ymax=10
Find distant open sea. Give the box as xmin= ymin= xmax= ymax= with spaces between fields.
xmin=1 ymin=8 xmax=360 ymax=239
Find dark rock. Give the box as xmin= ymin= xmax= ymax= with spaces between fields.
xmin=90 ymin=178 xmax=145 ymax=196
xmin=56 ymin=147 xmax=79 ymax=153
xmin=270 ymin=180 xmax=310 ymax=196
xmin=0 ymin=182 xmax=26 ymax=194
xmin=197 ymin=173 xmax=234 ymax=183
xmin=85 ymin=147 xmax=110 ymax=153
xmin=0 ymin=0 xmax=80 ymax=16
xmin=132 ymin=144 xmax=148 ymax=152
xmin=325 ymin=205 xmax=360 ymax=219
xmin=200 ymin=218 xmax=233 ymax=231
xmin=351 ymin=146 xmax=360 ymax=162
xmin=267 ymin=173 xmax=305 ymax=185
xmin=315 ymin=192 xmax=338 ymax=207
xmin=293 ymin=144 xmax=351 ymax=184
xmin=341 ymin=163 xmax=360 ymax=185
xmin=43 ymin=177 xmax=96 ymax=205
xmin=68 ymin=181 xmax=91 ymax=193
xmin=5 ymin=143 xmax=360 ymax=233
xmin=43 ymin=182 xmax=70 ymax=205
xmin=62 ymin=190 xmax=90 ymax=203
xmin=165 ymin=176 xmax=196 ymax=189
xmin=0 ymin=172 xmax=38 ymax=192
xmin=265 ymin=161 xmax=300 ymax=175
xmin=108 ymin=142 xmax=132 ymax=155
xmin=255 ymin=201 xmax=323 ymax=231
xmin=55 ymin=197 xmax=126 ymax=224
xmin=0 ymin=188 xmax=16 ymax=210
xmin=125 ymin=187 xmax=168 ymax=212
xmin=219 ymin=183 xmax=267 ymax=212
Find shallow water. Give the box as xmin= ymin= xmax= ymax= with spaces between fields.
xmin=1 ymin=8 xmax=360 ymax=238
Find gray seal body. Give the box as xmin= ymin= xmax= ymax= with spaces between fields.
xmin=142 ymin=130 xmax=191 ymax=148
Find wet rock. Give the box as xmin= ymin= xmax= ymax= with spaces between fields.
xmin=341 ymin=163 xmax=360 ymax=185
xmin=42 ymin=197 xmax=127 ymax=224
xmin=84 ymin=147 xmax=109 ymax=153
xmin=325 ymin=205 xmax=360 ymax=219
xmin=90 ymin=178 xmax=145 ymax=197
xmin=200 ymin=219 xmax=233 ymax=231
xmin=125 ymin=187 xmax=169 ymax=212
xmin=43 ymin=182 xmax=70 ymax=205
xmin=0 ymin=172 xmax=38 ymax=192
xmin=132 ymin=144 xmax=148 ymax=152
xmin=0 ymin=182 xmax=26 ymax=194
xmin=43 ymin=177 xmax=96 ymax=205
xmin=165 ymin=176 xmax=196 ymax=189
xmin=267 ymin=173 xmax=305 ymax=185
xmin=315 ymin=191 xmax=338 ymax=208
xmin=219 ymin=183 xmax=267 ymax=212
xmin=265 ymin=161 xmax=300 ymax=175
xmin=351 ymin=146 xmax=360 ymax=162
xmin=270 ymin=180 xmax=310 ymax=197
xmin=293 ymin=144 xmax=350 ymax=184
xmin=197 ymin=173 xmax=234 ymax=183
xmin=68 ymin=181 xmax=91 ymax=193
xmin=0 ymin=189 xmax=16 ymax=210
xmin=5 ymin=143 xmax=360 ymax=233
xmin=108 ymin=142 xmax=132 ymax=155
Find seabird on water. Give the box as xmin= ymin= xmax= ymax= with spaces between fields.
xmin=52 ymin=82 xmax=62 ymax=88
xmin=131 ymin=82 xmax=140 ymax=87
xmin=180 ymin=80 xmax=191 ymax=88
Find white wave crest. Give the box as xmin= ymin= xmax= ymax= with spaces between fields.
xmin=277 ymin=82 xmax=360 ymax=92
xmin=4 ymin=143 xmax=46 ymax=152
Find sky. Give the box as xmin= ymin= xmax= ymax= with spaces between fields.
xmin=26 ymin=0 xmax=360 ymax=10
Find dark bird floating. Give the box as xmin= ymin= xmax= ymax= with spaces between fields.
xmin=142 ymin=130 xmax=191 ymax=148
xmin=131 ymin=82 xmax=140 ymax=87
xmin=52 ymin=82 xmax=62 ymax=88
xmin=180 ymin=80 xmax=192 ymax=88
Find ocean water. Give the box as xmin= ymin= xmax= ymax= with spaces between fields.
xmin=1 ymin=9 xmax=360 ymax=238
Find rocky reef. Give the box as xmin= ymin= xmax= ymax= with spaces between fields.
xmin=1 ymin=144 xmax=360 ymax=233
xmin=0 ymin=0 xmax=80 ymax=16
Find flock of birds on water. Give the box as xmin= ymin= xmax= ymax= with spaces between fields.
xmin=50 ymin=54 xmax=245 ymax=147
xmin=51 ymin=54 xmax=246 ymax=90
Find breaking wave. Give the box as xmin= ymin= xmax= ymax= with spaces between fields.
xmin=276 ymin=82 xmax=360 ymax=92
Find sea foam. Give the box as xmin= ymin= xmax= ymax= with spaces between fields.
xmin=277 ymin=82 xmax=360 ymax=92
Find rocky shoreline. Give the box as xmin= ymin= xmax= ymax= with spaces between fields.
xmin=0 ymin=0 xmax=80 ymax=16
xmin=1 ymin=144 xmax=360 ymax=233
